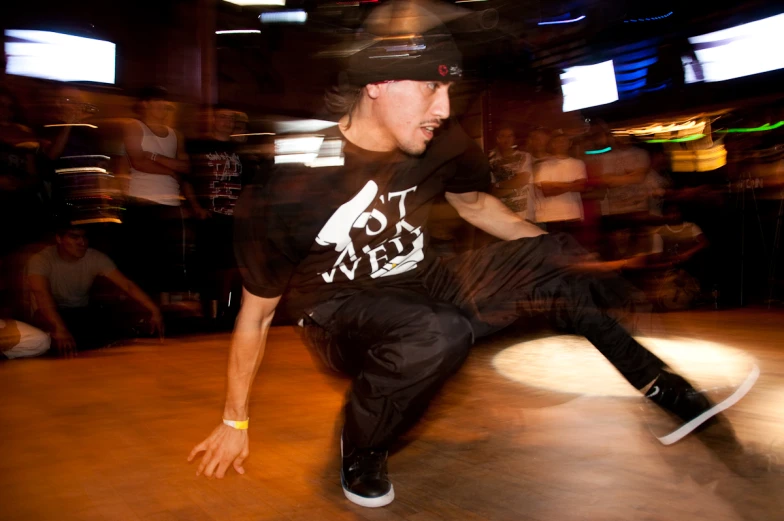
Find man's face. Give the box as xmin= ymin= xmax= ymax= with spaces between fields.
xmin=213 ymin=109 xmax=236 ymax=137
xmin=496 ymin=128 xmax=515 ymax=151
xmin=549 ymin=135 xmax=571 ymax=156
xmin=144 ymin=99 xmax=174 ymax=123
xmin=57 ymin=229 xmax=88 ymax=259
xmin=371 ymin=80 xmax=452 ymax=156
xmin=527 ymin=131 xmax=550 ymax=155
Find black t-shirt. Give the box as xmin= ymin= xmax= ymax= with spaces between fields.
xmin=186 ymin=138 xmax=243 ymax=215
xmin=234 ymin=121 xmax=489 ymax=317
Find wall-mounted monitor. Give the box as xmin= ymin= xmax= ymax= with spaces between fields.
xmin=685 ymin=13 xmax=784 ymax=84
xmin=4 ymin=30 xmax=116 ymax=84
xmin=560 ymin=60 xmax=619 ymax=112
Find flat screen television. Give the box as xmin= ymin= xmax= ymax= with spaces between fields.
xmin=4 ymin=30 xmax=116 ymax=84
xmin=684 ymin=13 xmax=784 ymax=84
xmin=560 ymin=60 xmax=619 ymax=112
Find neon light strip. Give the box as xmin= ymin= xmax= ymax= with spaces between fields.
xmin=216 ymin=30 xmax=261 ymax=35
xmin=60 ymin=155 xmax=110 ymax=160
xmin=538 ymin=15 xmax=586 ymax=26
xmin=44 ymin=123 xmax=98 ymax=129
xmin=645 ymin=134 xmax=705 ymax=143
xmin=585 ymin=147 xmax=612 ymax=155
xmin=56 ymin=167 xmax=109 ymax=174
xmin=222 ymin=0 xmax=285 ymax=5
xmin=716 ymin=121 xmax=784 ymax=133
xmin=231 ymin=132 xmax=276 ymax=137
xmin=624 ymin=12 xmax=673 ymax=23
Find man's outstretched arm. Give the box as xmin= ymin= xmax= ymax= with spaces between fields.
xmin=445 ymin=190 xmax=546 ymax=241
xmin=102 ymin=269 xmax=164 ymax=337
xmin=188 ymin=289 xmax=281 ymax=478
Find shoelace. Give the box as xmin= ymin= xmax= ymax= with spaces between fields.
xmin=348 ymin=450 xmax=387 ymax=477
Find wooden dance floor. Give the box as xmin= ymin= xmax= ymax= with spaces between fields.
xmin=1 ymin=309 xmax=783 ymax=521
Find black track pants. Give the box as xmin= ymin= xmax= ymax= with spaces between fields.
xmin=301 ymin=233 xmax=665 ymax=449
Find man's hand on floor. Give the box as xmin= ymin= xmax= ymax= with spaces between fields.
xmin=188 ymin=423 xmax=249 ymax=478
xmin=52 ymin=327 xmax=77 ymax=357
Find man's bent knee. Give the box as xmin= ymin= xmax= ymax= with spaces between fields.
xmin=426 ymin=304 xmax=473 ymax=369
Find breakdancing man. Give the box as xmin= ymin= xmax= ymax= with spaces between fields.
xmin=189 ymin=13 xmax=756 ymax=509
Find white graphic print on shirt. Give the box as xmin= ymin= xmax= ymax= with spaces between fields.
xmin=315 ymin=181 xmax=424 ymax=284
xmin=206 ymin=151 xmax=242 ymax=215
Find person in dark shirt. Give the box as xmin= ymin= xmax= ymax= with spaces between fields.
xmin=186 ymin=105 xmax=243 ymax=216
xmin=189 ymin=3 xmax=757 ymax=508
xmin=187 ymin=105 xmax=244 ymax=323
xmin=0 ymin=87 xmax=46 ymax=254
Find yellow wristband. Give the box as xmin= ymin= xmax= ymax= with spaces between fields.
xmin=223 ymin=418 xmax=249 ymax=430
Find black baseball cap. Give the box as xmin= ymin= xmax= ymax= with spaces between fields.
xmin=345 ymin=32 xmax=462 ymax=86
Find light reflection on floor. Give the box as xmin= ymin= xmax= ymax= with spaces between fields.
xmin=492 ymin=335 xmax=758 ymax=397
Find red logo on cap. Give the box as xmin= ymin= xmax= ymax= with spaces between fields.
xmin=438 ymin=64 xmax=448 ymax=77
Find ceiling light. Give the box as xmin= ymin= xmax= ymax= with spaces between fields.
xmin=222 ymin=0 xmax=285 ymax=6
xmin=260 ymin=10 xmax=307 ymax=23
xmin=716 ymin=121 xmax=784 ymax=133
xmin=538 ymin=15 xmax=586 ymax=26
xmin=215 ymin=29 xmax=261 ymax=35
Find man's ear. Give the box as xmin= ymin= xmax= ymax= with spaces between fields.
xmin=365 ymin=83 xmax=382 ymax=100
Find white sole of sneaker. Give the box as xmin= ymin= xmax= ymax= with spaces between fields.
xmin=657 ymin=364 xmax=760 ymax=446
xmin=341 ymin=479 xmax=395 ymax=508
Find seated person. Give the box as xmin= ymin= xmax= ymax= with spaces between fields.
xmin=26 ymin=222 xmax=163 ymax=355
xmin=652 ymin=208 xmax=708 ymax=269
xmin=577 ymin=205 xmax=706 ymax=274
xmin=1 ymin=319 xmax=50 ymax=360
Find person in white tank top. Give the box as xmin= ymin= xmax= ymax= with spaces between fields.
xmin=123 ymin=87 xmax=192 ymax=206
xmin=120 ymin=87 xmax=200 ymax=301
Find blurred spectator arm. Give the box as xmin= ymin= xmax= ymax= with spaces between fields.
xmin=445 ymin=190 xmax=546 ymax=240
xmin=123 ymin=121 xmax=178 ymax=177
xmin=27 ymin=274 xmax=67 ymax=333
xmin=538 ymin=179 xmax=586 ymax=197
xmin=181 ymin=179 xmax=209 ymax=219
xmin=494 ymin=164 xmax=533 ymax=190
xmin=149 ymin=130 xmax=190 ymax=174
xmin=674 ymin=232 xmax=708 ymax=264
xmin=602 ymin=149 xmax=649 ymax=188
xmin=493 ymin=172 xmax=530 ymax=200
xmin=495 ymin=177 xmax=526 ymax=189
xmin=102 ymin=269 xmax=163 ymax=332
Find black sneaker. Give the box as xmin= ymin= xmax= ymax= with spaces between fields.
xmin=645 ymin=365 xmax=759 ymax=445
xmin=340 ymin=434 xmax=395 ymax=508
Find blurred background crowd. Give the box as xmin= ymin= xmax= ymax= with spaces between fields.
xmin=1 ymin=0 xmax=783 ymax=358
